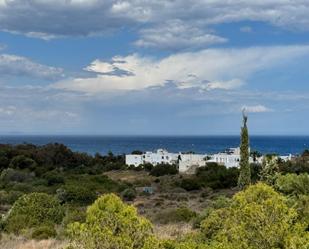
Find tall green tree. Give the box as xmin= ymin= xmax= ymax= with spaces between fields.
xmin=238 ymin=111 xmax=251 ymax=189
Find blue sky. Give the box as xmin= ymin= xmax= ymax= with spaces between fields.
xmin=0 ymin=0 xmax=309 ymax=135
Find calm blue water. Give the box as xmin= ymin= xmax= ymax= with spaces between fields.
xmin=0 ymin=135 xmax=308 ymax=156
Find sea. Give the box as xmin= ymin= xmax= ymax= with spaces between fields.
xmin=0 ymin=135 xmax=309 ymax=156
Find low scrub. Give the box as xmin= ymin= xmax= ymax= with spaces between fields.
xmin=4 ymin=192 xmax=64 ymax=234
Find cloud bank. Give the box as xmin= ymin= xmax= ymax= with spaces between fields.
xmin=0 ymin=1 xmax=309 ymax=49
xmin=0 ymin=54 xmax=64 ymax=80
xmin=53 ymin=45 xmax=309 ymax=93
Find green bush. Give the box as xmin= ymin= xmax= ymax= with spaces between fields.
xmin=175 ymin=208 xmax=197 ymax=222
xmin=62 ymin=207 xmax=86 ymax=228
xmin=0 ymin=150 xmax=9 ymax=170
xmin=193 ymin=196 xmax=232 ymax=228
xmin=179 ymin=178 xmax=201 ymax=191
xmin=67 ymin=193 xmax=155 ymax=249
xmin=43 ymin=171 xmax=65 ymax=186
xmin=10 ymin=182 xmax=34 ymax=192
xmin=154 ymin=207 xmax=196 ymax=224
xmin=121 ymin=188 xmax=137 ymax=201
xmin=9 ymin=155 xmax=37 ymax=170
xmin=0 ymin=190 xmax=23 ymax=205
xmin=0 ymin=168 xmax=33 ymax=183
xmin=142 ymin=163 xmax=154 ymax=172
xmin=4 ymin=192 xmax=64 ymax=234
xmin=275 ymin=173 xmax=309 ymax=196
xmin=200 ymin=183 xmax=309 ymax=248
xmin=196 ymin=163 xmax=239 ymax=189
xmin=56 ymin=185 xmax=97 ymax=205
xmin=31 ymin=225 xmax=57 ymax=240
xmin=150 ymin=164 xmax=178 ymax=177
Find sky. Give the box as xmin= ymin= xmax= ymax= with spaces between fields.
xmin=0 ymin=0 xmax=309 ymax=135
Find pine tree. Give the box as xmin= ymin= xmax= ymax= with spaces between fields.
xmin=238 ymin=110 xmax=251 ymax=189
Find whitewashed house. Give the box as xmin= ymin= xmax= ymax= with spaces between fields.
xmin=126 ymin=147 xmax=290 ymax=173
xmin=125 ymin=149 xmax=179 ymax=166
xmin=125 ymin=154 xmax=143 ymax=167
xmin=126 ymin=149 xmax=207 ymax=173
xmin=206 ymin=147 xmax=259 ymax=168
xmin=178 ymin=154 xmax=207 ymax=173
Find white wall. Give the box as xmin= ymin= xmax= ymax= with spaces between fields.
xmin=125 ymin=149 xmax=179 ymax=166
xmin=178 ymin=154 xmax=206 ymax=173
xmin=125 ymin=154 xmax=143 ymax=166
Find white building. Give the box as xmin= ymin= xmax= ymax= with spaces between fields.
xmin=126 ymin=148 xmax=291 ymax=173
xmin=278 ymin=154 xmax=293 ymax=162
xmin=178 ymin=154 xmax=207 ymax=173
xmin=206 ymin=147 xmax=261 ymax=168
xmin=125 ymin=149 xmax=179 ymax=167
xmin=126 ymin=149 xmax=208 ymax=173
xmin=125 ymin=154 xmax=144 ymax=167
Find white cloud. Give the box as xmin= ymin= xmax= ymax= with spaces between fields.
xmin=84 ymin=59 xmax=116 ymax=74
xmin=135 ymin=20 xmax=227 ymax=50
xmin=243 ymin=105 xmax=273 ymax=113
xmin=0 ymin=54 xmax=64 ymax=79
xmin=53 ymin=45 xmax=309 ymax=93
xmin=200 ymin=79 xmax=244 ymax=91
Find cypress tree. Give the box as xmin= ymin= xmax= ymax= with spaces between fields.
xmin=238 ymin=110 xmax=251 ymax=189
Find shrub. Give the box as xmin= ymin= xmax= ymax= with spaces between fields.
xmin=131 ymin=150 xmax=143 ymax=155
xmin=0 ymin=190 xmax=23 ymax=205
xmin=9 ymin=182 xmax=34 ymax=193
xmin=56 ymin=185 xmax=97 ymax=205
xmin=260 ymin=155 xmax=279 ymax=185
xmin=9 ymin=155 xmax=37 ymax=170
xmin=174 ymin=208 xmax=197 ymax=222
xmin=67 ymin=193 xmax=155 ymax=249
xmin=200 ymin=183 xmax=309 ymax=248
xmin=275 ymin=173 xmax=309 ymax=196
xmin=150 ymin=164 xmax=178 ymax=177
xmin=31 ymin=225 xmax=57 ymax=240
xmin=196 ymin=163 xmax=239 ymax=189
xmin=250 ymin=163 xmax=262 ymax=183
xmin=154 ymin=207 xmax=196 ymax=224
xmin=142 ymin=163 xmax=154 ymax=172
xmin=0 ymin=150 xmax=9 ymax=170
xmin=43 ymin=171 xmax=65 ymax=186
xmin=4 ymin=192 xmax=64 ymax=234
xmin=193 ymin=196 xmax=231 ymax=228
xmin=179 ymin=178 xmax=201 ymax=191
xmin=0 ymin=168 xmax=33 ymax=183
xmin=121 ymin=188 xmax=137 ymax=201
xmin=62 ymin=207 xmax=86 ymax=228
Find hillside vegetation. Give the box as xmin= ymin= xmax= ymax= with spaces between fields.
xmin=1 ymin=143 xmax=309 ymax=248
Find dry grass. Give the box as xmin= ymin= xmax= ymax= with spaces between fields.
xmin=154 ymin=223 xmax=194 ymax=240
xmin=104 ymin=170 xmax=155 ymax=185
xmin=104 ymin=170 xmax=236 ymax=223
xmin=0 ymin=234 xmax=67 ymax=249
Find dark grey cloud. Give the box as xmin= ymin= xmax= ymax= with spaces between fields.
xmin=0 ymin=0 xmax=132 ymax=39
xmin=1 ymin=1 xmax=309 ymax=49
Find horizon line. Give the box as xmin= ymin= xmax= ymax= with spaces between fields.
xmin=1 ymin=133 xmax=309 ymax=137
